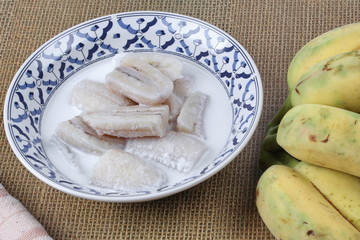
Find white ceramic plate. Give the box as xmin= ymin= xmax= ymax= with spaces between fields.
xmin=4 ymin=11 xmax=263 ymax=202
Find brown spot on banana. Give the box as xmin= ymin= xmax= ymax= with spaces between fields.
xmin=300 ymin=118 xmax=308 ymax=124
xmin=308 ymin=134 xmax=317 ymax=142
xmin=294 ymin=78 xmax=308 ymax=95
xmin=280 ymin=218 xmax=289 ymax=224
xmin=321 ymin=134 xmax=330 ymax=143
xmin=293 ymin=70 xmax=320 ymax=95
xmin=307 ymin=230 xmax=315 ymax=236
xmin=323 ymin=60 xmax=333 ymax=71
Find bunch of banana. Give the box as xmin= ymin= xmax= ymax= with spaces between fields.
xmin=257 ymin=22 xmax=360 ymax=239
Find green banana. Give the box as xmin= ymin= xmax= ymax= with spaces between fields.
xmin=256 ymin=165 xmax=360 ymax=239
xmin=287 ymin=22 xmax=360 ymax=90
xmin=277 ymin=104 xmax=360 ymax=177
xmin=291 ymin=50 xmax=360 ymax=113
xmin=294 ymin=161 xmax=360 ymax=231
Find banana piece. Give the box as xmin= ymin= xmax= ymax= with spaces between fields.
xmin=164 ymin=93 xmax=184 ymax=122
xmin=55 ymin=118 xmax=125 ymax=154
xmin=277 ymin=104 xmax=360 ymax=177
xmin=287 ymin=22 xmax=360 ymax=90
xmin=117 ymin=62 xmax=173 ymax=96
xmin=90 ymin=149 xmax=167 ymax=191
xmin=256 ymin=165 xmax=360 ymax=239
xmin=105 ymin=70 xmax=168 ymax=105
xmin=106 ymin=54 xmax=174 ymax=105
xmin=125 ymin=131 xmax=208 ymax=173
xmin=173 ymin=77 xmax=194 ymax=99
xmin=291 ymin=50 xmax=360 ymax=113
xmin=176 ymin=92 xmax=209 ymax=138
xmin=294 ymin=162 xmax=360 ymax=231
xmin=164 ymin=78 xmax=196 ymax=122
xmin=80 ymin=105 xmax=169 ymax=138
xmin=120 ymin=53 xmax=184 ymax=81
xmin=71 ymin=79 xmax=133 ymax=111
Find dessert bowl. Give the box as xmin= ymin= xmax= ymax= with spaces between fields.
xmin=4 ymin=11 xmax=263 ymax=202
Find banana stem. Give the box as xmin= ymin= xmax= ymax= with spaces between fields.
xmin=267 ymin=95 xmax=293 ymax=129
xmin=262 ymin=95 xmax=293 ymax=151
xmin=259 ymin=149 xmax=282 ymax=170
xmin=259 ymin=149 xmax=300 ymax=171
xmin=274 ymin=150 xmax=300 ymax=168
xmin=262 ymin=133 xmax=279 ymax=151
xmin=259 ymin=95 xmax=296 ymax=171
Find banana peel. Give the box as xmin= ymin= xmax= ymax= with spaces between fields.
xmin=287 ymin=22 xmax=360 ymax=90
xmin=291 ymin=50 xmax=360 ymax=113
xmin=277 ymin=104 xmax=360 ymax=177
xmin=256 ymin=164 xmax=360 ymax=239
xmin=294 ymin=162 xmax=360 ymax=231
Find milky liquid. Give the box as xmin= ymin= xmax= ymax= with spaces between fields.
xmin=41 ymin=54 xmax=232 ymax=189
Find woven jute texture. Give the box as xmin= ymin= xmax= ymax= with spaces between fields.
xmin=1 ymin=0 xmax=359 ymax=239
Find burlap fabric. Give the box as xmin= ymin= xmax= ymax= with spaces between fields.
xmin=1 ymin=0 xmax=359 ymax=239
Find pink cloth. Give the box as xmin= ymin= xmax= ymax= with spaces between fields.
xmin=0 ymin=184 xmax=53 ymax=240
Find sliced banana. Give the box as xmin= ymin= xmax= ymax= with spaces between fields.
xmin=80 ymin=105 xmax=169 ymax=138
xmin=125 ymin=131 xmax=208 ymax=173
xmin=90 ymin=149 xmax=167 ymax=191
xmin=176 ymin=92 xmax=209 ymax=138
xmin=55 ymin=118 xmax=125 ymax=154
xmin=71 ymin=79 xmax=133 ymax=111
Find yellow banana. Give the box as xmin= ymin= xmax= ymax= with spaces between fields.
xmin=256 ymin=165 xmax=360 ymax=239
xmin=287 ymin=22 xmax=360 ymax=90
xmin=291 ymin=50 xmax=360 ymax=113
xmin=294 ymin=162 xmax=360 ymax=231
xmin=277 ymin=104 xmax=360 ymax=177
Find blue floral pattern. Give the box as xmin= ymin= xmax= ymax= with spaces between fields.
xmin=4 ymin=12 xmax=262 ymax=199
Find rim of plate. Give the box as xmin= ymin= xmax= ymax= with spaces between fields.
xmin=3 ymin=11 xmax=263 ymax=202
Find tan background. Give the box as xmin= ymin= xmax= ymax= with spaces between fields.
xmin=1 ymin=0 xmax=359 ymax=239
